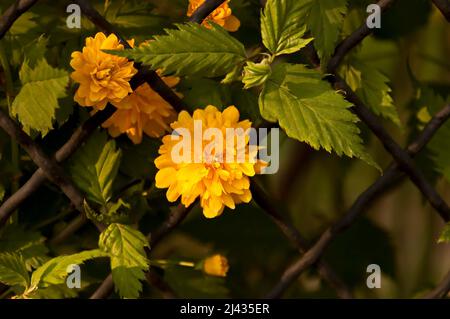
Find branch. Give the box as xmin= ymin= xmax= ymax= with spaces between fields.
xmin=334 ymin=77 xmax=450 ymax=223
xmin=0 ymin=0 xmax=39 ymax=39
xmin=251 ymin=181 xmax=353 ymax=299
xmin=90 ymin=204 xmax=194 ymax=299
xmin=327 ymin=0 xmax=397 ymax=74
xmin=266 ymin=103 xmax=450 ymax=298
xmin=432 ymin=0 xmax=450 ymax=22
xmin=0 ymin=109 xmax=86 ymax=214
xmin=423 ymin=270 xmax=450 ymax=299
xmin=188 ymin=0 xmax=226 ymax=23
xmin=0 ymin=105 xmax=116 ymax=228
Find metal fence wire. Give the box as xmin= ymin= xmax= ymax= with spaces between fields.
xmin=0 ymin=0 xmax=449 ymax=299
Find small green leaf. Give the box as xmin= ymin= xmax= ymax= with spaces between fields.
xmin=109 ymin=23 xmax=247 ymax=78
xmin=69 ymin=132 xmax=122 ymax=206
xmin=99 ymin=223 xmax=149 ymax=298
xmin=11 ymin=59 xmax=69 ymax=136
xmin=0 ymin=225 xmax=49 ymax=271
xmin=261 ymin=0 xmax=313 ymax=56
xmin=0 ymin=253 xmax=30 ymax=289
xmin=340 ymin=58 xmax=400 ymax=125
xmin=438 ymin=223 xmax=450 ymax=244
xmin=307 ymin=0 xmax=349 ymax=61
xmin=242 ymin=60 xmax=272 ymax=89
xmin=259 ymin=63 xmax=378 ymax=169
xmin=30 ymin=249 xmax=107 ymax=288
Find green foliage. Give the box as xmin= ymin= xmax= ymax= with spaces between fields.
xmin=11 ymin=59 xmax=69 ymax=136
xmin=69 ymin=132 xmax=122 ymax=206
xmin=438 ymin=223 xmax=450 ymax=244
xmin=0 ymin=253 xmax=30 ymax=289
xmin=307 ymin=0 xmax=348 ymax=60
xmin=110 ymin=23 xmax=247 ymax=78
xmin=0 ymin=225 xmax=48 ymax=270
xmin=259 ymin=63 xmax=377 ymax=168
xmin=261 ymin=0 xmax=313 ymax=56
xmin=30 ymin=249 xmax=107 ymax=289
xmin=242 ymin=60 xmax=272 ymax=89
xmin=415 ymin=87 xmax=450 ymax=182
xmin=340 ymin=57 xmax=399 ymax=125
xmin=99 ymin=223 xmax=149 ymax=298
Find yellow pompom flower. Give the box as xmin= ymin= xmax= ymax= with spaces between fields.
xmin=102 ymin=73 xmax=179 ymax=144
xmin=70 ymin=32 xmax=138 ymax=110
xmin=155 ymin=105 xmax=261 ymax=218
xmin=187 ymin=0 xmax=240 ymax=32
xmin=203 ymin=254 xmax=229 ymax=277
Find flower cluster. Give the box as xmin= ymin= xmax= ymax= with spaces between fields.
xmin=187 ymin=0 xmax=240 ymax=32
xmin=70 ymin=33 xmax=178 ymax=144
xmin=71 ymin=1 xmax=258 ymax=218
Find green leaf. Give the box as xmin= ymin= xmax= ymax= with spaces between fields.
xmin=242 ymin=60 xmax=272 ymax=89
xmin=0 ymin=253 xmax=30 ymax=289
xmin=11 ymin=59 xmax=69 ymax=136
xmin=69 ymin=132 xmax=122 ymax=206
xmin=109 ymin=23 xmax=247 ymax=78
xmin=259 ymin=63 xmax=377 ymax=168
xmin=30 ymin=249 xmax=107 ymax=288
xmin=99 ymin=223 xmax=149 ymax=299
xmin=307 ymin=0 xmax=348 ymax=60
xmin=438 ymin=223 xmax=450 ymax=244
xmin=261 ymin=0 xmax=313 ymax=56
xmin=417 ymin=88 xmax=450 ymax=182
xmin=0 ymin=225 xmax=49 ymax=270
xmin=340 ymin=59 xmax=400 ymax=125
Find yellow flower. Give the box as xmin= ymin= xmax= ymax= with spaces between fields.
xmin=203 ymin=254 xmax=229 ymax=277
xmin=102 ymin=73 xmax=179 ymax=144
xmin=187 ymin=0 xmax=240 ymax=32
xmin=155 ymin=105 xmax=261 ymax=218
xmin=70 ymin=32 xmax=137 ymax=110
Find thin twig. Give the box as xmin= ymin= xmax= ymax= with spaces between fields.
xmin=188 ymin=0 xmax=226 ymax=23
xmin=251 ymin=181 xmax=353 ymax=298
xmin=0 ymin=105 xmax=116 ymax=228
xmin=334 ymin=77 xmax=450 ymax=222
xmin=327 ymin=0 xmax=397 ymax=74
xmin=423 ymin=270 xmax=450 ymax=299
xmin=266 ymin=104 xmax=450 ymax=298
xmin=431 ymin=0 xmax=450 ymax=22
xmin=0 ymin=109 xmax=85 ymax=214
xmin=0 ymin=0 xmax=39 ymax=39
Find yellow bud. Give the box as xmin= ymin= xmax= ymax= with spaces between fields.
xmin=203 ymin=254 xmax=229 ymax=277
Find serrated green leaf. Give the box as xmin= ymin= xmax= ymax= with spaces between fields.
xmin=242 ymin=60 xmax=272 ymax=89
xmin=261 ymin=0 xmax=313 ymax=56
xmin=0 ymin=225 xmax=49 ymax=271
xmin=11 ymin=59 xmax=69 ymax=136
xmin=416 ymin=87 xmax=450 ymax=182
xmin=69 ymin=132 xmax=122 ymax=206
xmin=307 ymin=0 xmax=348 ymax=61
xmin=438 ymin=223 xmax=450 ymax=243
xmin=30 ymin=249 xmax=107 ymax=288
xmin=0 ymin=253 xmax=30 ymax=289
xmin=340 ymin=59 xmax=400 ymax=125
xmin=99 ymin=223 xmax=149 ymax=298
xmin=109 ymin=23 xmax=247 ymax=78
xmin=259 ymin=63 xmax=377 ymax=169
